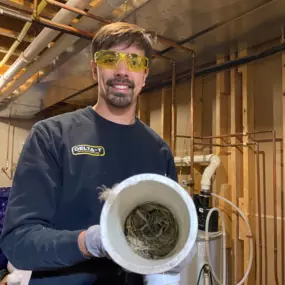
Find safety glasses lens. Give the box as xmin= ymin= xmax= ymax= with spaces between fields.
xmin=95 ymin=50 xmax=148 ymax=71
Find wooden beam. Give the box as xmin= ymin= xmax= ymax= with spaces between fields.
xmin=0 ymin=46 xmax=21 ymax=56
xmin=193 ymin=78 xmax=203 ymax=194
xmin=161 ymin=88 xmax=171 ymax=146
xmin=0 ymin=0 xmax=57 ymax=19
xmin=214 ymin=56 xmax=231 ymax=236
xmin=0 ymin=27 xmax=34 ymax=42
xmin=280 ymin=37 xmax=285 ymax=284
xmin=229 ymin=53 xmax=243 ymax=282
xmin=238 ymin=49 xmax=256 ymax=285
xmin=214 ymin=55 xmax=233 ymax=284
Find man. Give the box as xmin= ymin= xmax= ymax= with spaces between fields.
xmin=0 ymin=22 xmax=179 ymax=284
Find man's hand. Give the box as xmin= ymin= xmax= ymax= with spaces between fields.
xmin=78 ymin=225 xmax=108 ymax=258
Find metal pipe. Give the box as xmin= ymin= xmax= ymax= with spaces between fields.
xmin=33 ymin=0 xmax=38 ymax=17
xmin=171 ymin=60 xmax=176 ymax=154
xmin=37 ymin=16 xmax=94 ymax=38
xmin=189 ymin=51 xmax=196 ymax=195
xmin=34 ymin=0 xmax=196 ymax=54
xmin=44 ymin=0 xmax=112 ymax=24
xmin=194 ymin=142 xmax=224 ymax=147
xmin=272 ymin=129 xmax=279 ymax=285
xmin=260 ymin=150 xmax=268 ymax=285
xmin=178 ymin=130 xmax=277 ymax=283
xmin=151 ymin=33 xmax=195 ymax=54
xmin=0 ymin=6 xmax=94 ymax=41
xmin=144 ymin=41 xmax=285 ymax=93
xmin=254 ymin=142 xmax=262 ymax=285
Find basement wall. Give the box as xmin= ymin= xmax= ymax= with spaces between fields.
xmin=142 ymin=40 xmax=284 ymax=285
xmin=0 ymin=119 xmax=34 ymax=187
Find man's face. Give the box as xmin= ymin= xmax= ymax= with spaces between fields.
xmin=91 ymin=44 xmax=149 ymax=108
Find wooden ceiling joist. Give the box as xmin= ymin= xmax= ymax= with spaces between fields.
xmin=0 ymin=0 xmax=58 ymax=19
xmin=0 ymin=27 xmax=34 ymax=42
xmin=0 ymin=45 xmax=21 ymax=56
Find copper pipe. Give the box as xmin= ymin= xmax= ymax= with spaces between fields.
xmin=33 ymin=0 xmax=38 ymax=17
xmin=44 ymin=0 xmax=111 ymax=24
xmin=189 ymin=51 xmax=196 ymax=195
xmin=177 ymin=129 xmax=276 ymax=282
xmin=171 ymin=61 xmax=176 ymax=154
xmin=38 ymin=16 xmax=94 ymax=38
xmin=152 ymin=52 xmax=173 ymax=60
xmin=281 ymin=141 xmax=285 ymax=285
xmin=272 ymin=129 xmax=279 ymax=285
xmin=153 ymin=34 xmax=195 ymax=53
xmin=0 ymin=5 xmax=179 ymax=62
xmin=194 ymin=142 xmax=223 ymax=147
xmin=0 ymin=5 xmax=94 ymax=40
xmin=41 ymin=1 xmax=196 ymax=54
xmin=260 ymin=150 xmax=268 ymax=285
xmin=255 ymin=142 xmax=262 ymax=285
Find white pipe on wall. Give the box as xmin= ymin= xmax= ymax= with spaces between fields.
xmin=174 ymin=154 xmax=221 ymax=191
xmin=0 ymin=0 xmax=91 ymax=91
xmin=0 ymin=0 xmax=126 ymax=99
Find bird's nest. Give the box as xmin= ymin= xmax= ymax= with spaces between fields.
xmin=124 ymin=202 xmax=179 ymax=260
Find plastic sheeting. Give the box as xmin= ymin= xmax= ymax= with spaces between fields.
xmin=0 ymin=187 xmax=10 ymax=269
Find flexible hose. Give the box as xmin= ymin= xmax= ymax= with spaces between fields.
xmin=205 ymin=207 xmax=227 ymax=285
xmin=206 ymin=193 xmax=253 ymax=285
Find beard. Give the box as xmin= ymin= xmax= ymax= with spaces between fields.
xmin=104 ymin=77 xmax=135 ymax=108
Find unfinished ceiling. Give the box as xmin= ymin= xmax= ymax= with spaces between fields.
xmin=0 ymin=0 xmax=284 ymax=118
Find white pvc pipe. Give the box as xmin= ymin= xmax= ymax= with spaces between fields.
xmin=174 ymin=154 xmax=221 ymax=191
xmin=201 ymin=155 xmax=220 ymax=191
xmin=0 ymin=0 xmax=91 ymax=90
xmin=0 ymin=0 xmax=126 ymax=98
xmin=100 ymin=173 xmax=198 ymax=275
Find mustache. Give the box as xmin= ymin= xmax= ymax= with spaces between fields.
xmin=106 ymin=78 xmax=135 ymax=89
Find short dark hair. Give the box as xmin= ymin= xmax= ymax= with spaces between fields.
xmin=91 ymin=22 xmax=153 ymax=65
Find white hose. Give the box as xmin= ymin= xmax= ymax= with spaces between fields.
xmin=207 ymin=193 xmax=253 ymax=285
xmin=205 ymin=207 xmax=227 ymax=285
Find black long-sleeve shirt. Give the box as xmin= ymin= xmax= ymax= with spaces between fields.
xmin=0 ymin=106 xmax=177 ymax=285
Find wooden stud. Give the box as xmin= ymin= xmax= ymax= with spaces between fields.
xmin=193 ymin=78 xmax=203 ymax=194
xmin=238 ymin=49 xmax=256 ymax=285
xmin=138 ymin=95 xmax=150 ymax=126
xmin=161 ymin=88 xmax=171 ymax=146
xmin=282 ymin=39 xmax=285 ymax=285
xmin=0 ymin=46 xmax=21 ymax=56
xmin=0 ymin=27 xmax=34 ymax=42
xmin=229 ymin=54 xmax=243 ymax=282
xmin=214 ymin=56 xmax=231 ymax=247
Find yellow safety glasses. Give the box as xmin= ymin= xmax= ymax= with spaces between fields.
xmin=94 ymin=50 xmax=149 ymax=72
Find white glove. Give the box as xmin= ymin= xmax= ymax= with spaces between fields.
xmin=85 ymin=225 xmax=109 ymax=258
xmin=143 ymin=273 xmax=180 ymax=285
